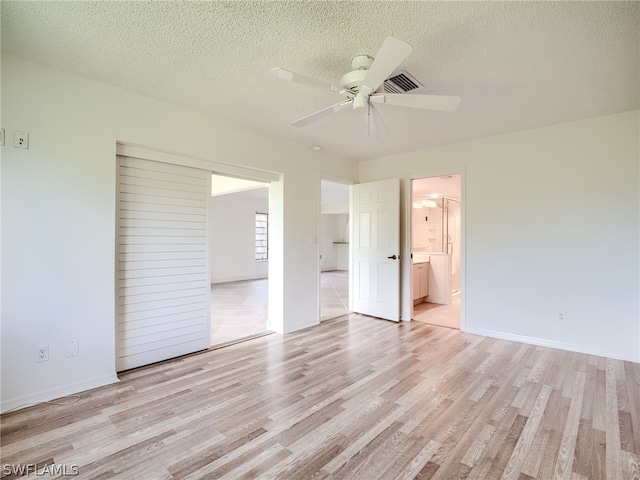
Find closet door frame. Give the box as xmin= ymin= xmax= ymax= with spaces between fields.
xmin=115 ymin=144 xmax=281 ymax=371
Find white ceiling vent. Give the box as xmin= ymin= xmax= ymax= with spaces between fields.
xmin=384 ymin=71 xmax=424 ymax=94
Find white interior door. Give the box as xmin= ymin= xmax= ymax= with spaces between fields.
xmin=116 ymin=155 xmax=211 ymax=371
xmin=351 ymin=178 xmax=401 ymax=321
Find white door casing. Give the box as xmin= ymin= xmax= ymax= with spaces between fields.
xmin=116 ymin=155 xmax=211 ymax=371
xmin=351 ymin=178 xmax=401 ymax=321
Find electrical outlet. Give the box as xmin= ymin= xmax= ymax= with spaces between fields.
xmin=14 ymin=131 xmax=29 ymax=149
xmin=559 ymin=312 xmax=566 ymax=322
xmin=65 ymin=339 xmax=79 ymax=357
xmin=36 ymin=345 xmax=49 ymax=363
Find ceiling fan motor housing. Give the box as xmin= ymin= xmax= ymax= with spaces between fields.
xmin=340 ymin=70 xmax=367 ymax=91
xmin=351 ymin=54 xmax=374 ymax=70
xmin=340 ymin=55 xmax=374 ymax=92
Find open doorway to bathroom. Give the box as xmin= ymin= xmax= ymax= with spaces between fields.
xmin=209 ymin=174 xmax=272 ymax=346
xmin=319 ymin=180 xmax=351 ymax=321
xmin=411 ymin=174 xmax=462 ymax=329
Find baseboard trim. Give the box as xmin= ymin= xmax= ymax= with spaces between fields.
xmin=284 ymin=319 xmax=318 ymax=334
xmin=1 ymin=373 xmax=120 ymax=414
xmin=465 ymin=327 xmax=639 ymax=363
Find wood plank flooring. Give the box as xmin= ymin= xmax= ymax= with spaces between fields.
xmin=2 ymin=314 xmax=639 ymax=479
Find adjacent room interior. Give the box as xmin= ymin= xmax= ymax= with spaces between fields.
xmin=209 ymin=174 xmax=271 ymax=347
xmin=319 ymin=180 xmax=351 ymax=322
xmin=411 ymin=174 xmax=462 ymax=330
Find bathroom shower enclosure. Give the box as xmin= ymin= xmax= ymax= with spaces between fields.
xmin=412 ymin=195 xmax=461 ymax=301
xmin=435 ymin=197 xmax=460 ymax=294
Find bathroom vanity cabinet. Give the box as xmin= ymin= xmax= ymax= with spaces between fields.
xmin=412 ymin=262 xmax=430 ymax=301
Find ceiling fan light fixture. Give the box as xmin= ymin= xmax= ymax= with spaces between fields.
xmin=352 ymin=94 xmax=369 ymax=110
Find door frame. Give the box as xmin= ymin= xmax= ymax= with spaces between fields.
xmin=404 ymin=168 xmax=466 ymax=329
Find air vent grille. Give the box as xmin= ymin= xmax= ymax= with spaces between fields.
xmin=384 ymin=71 xmax=424 ymax=94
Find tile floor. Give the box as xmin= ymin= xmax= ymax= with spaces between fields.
xmin=412 ymin=292 xmax=461 ymax=329
xmin=210 ymin=278 xmax=269 ymax=346
xmin=210 ymin=270 xmax=351 ymax=346
xmin=211 ymin=272 xmax=459 ymax=346
xmin=320 ymin=270 xmax=349 ymax=321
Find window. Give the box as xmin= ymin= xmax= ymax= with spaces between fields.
xmin=255 ymin=212 xmax=268 ymax=261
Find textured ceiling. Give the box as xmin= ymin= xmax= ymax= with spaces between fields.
xmin=2 ymin=1 xmax=638 ymax=160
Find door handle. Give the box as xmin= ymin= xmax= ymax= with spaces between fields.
xmin=387 ymin=255 xmax=397 ymax=260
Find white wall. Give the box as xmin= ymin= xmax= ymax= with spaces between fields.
xmin=412 ymin=204 xmax=442 ymax=252
xmin=319 ymin=214 xmax=349 ymax=271
xmin=210 ymin=189 xmax=269 ymax=283
xmin=1 ymin=54 xmax=357 ymax=411
xmin=359 ymin=110 xmax=640 ymax=362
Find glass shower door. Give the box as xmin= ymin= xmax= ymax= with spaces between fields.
xmin=445 ymin=199 xmax=461 ymax=294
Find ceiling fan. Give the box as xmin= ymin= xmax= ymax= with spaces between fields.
xmin=269 ymin=37 xmax=461 ymax=139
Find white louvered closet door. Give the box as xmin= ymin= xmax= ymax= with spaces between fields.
xmin=116 ymin=155 xmax=210 ymax=371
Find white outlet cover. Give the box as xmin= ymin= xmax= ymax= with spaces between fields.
xmin=14 ymin=131 xmax=29 ymax=149
xmin=36 ymin=345 xmax=49 ymax=363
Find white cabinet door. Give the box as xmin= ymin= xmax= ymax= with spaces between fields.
xmin=412 ymin=264 xmax=421 ymax=300
xmin=351 ymin=179 xmax=400 ymax=321
xmin=412 ymin=263 xmax=430 ymax=300
xmin=420 ymin=264 xmax=430 ymax=298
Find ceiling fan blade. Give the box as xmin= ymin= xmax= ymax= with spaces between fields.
xmin=372 ymin=93 xmax=461 ymax=111
xmin=269 ymin=67 xmax=341 ymax=93
xmin=364 ymin=103 xmax=389 ymax=140
xmin=291 ymin=99 xmax=352 ymax=127
xmin=361 ymin=38 xmax=413 ymax=94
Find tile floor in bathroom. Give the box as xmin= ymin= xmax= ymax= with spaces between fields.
xmin=412 ymin=293 xmax=461 ymax=329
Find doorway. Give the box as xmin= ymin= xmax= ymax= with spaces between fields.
xmin=319 ymin=180 xmax=351 ymax=321
xmin=411 ymin=174 xmax=462 ymax=329
xmin=209 ymin=174 xmax=272 ymax=346
xmin=115 ymin=144 xmax=283 ymax=371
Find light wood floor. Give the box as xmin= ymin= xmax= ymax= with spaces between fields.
xmin=2 ymin=315 xmax=639 ymax=479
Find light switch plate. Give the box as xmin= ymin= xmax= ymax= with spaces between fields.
xmin=15 ymin=131 xmax=29 ymax=149
xmin=0 ymin=128 xmax=5 ymax=146
xmin=65 ymin=339 xmax=79 ymax=357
